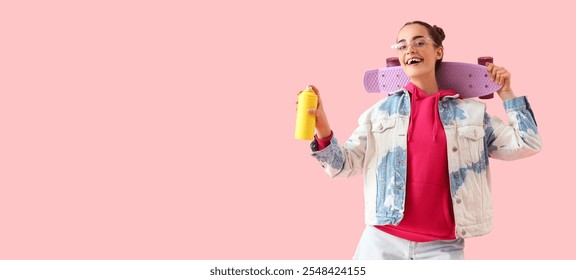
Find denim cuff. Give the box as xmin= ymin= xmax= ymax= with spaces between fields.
xmin=311 ymin=137 xmax=339 ymax=157
xmin=503 ymin=96 xmax=530 ymax=112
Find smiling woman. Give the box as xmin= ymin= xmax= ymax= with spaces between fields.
xmin=393 ymin=22 xmax=446 ymax=93
xmin=392 ymin=21 xmax=445 ymax=71
xmin=298 ymin=20 xmax=542 ymax=260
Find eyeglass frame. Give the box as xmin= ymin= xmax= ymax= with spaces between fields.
xmin=390 ymin=36 xmax=438 ymax=52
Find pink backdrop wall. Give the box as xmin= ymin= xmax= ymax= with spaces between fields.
xmin=0 ymin=0 xmax=571 ymax=259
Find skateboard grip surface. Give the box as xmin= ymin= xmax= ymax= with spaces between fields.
xmin=364 ymin=61 xmax=500 ymax=99
xmin=364 ymin=67 xmax=408 ymax=93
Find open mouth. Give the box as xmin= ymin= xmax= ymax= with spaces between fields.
xmin=406 ymin=58 xmax=422 ymax=65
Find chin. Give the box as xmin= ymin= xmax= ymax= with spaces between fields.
xmin=402 ymin=68 xmax=424 ymax=78
xmin=403 ymin=65 xmax=433 ymax=79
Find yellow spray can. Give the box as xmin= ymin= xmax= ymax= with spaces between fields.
xmin=294 ymin=86 xmax=318 ymax=140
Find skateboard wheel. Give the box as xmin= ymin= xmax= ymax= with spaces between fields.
xmin=477 ymin=56 xmax=493 ymax=66
xmin=478 ymin=56 xmax=494 ymax=99
xmin=386 ymin=57 xmax=400 ymax=67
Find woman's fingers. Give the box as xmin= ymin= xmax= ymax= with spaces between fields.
xmin=486 ymin=63 xmax=510 ymax=85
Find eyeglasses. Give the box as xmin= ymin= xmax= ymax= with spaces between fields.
xmin=390 ymin=37 xmax=437 ymax=52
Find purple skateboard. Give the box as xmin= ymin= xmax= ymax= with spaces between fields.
xmin=364 ymin=57 xmax=498 ymax=99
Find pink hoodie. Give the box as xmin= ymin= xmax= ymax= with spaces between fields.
xmin=376 ymin=83 xmax=457 ymax=241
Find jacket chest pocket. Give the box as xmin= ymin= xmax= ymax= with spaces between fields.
xmin=370 ymin=118 xmax=397 ymax=154
xmin=457 ymin=125 xmax=486 ymax=165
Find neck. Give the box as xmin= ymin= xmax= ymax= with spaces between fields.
xmin=410 ymin=73 xmax=439 ymax=95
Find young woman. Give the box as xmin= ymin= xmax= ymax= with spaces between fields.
xmin=303 ymin=21 xmax=542 ymax=260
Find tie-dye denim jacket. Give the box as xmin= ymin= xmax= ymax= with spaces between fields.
xmin=311 ymin=89 xmax=542 ymax=238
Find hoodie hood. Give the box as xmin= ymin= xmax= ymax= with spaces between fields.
xmin=404 ymin=82 xmax=457 ymax=142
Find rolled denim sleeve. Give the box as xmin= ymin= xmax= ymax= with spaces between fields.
xmin=485 ymin=96 xmax=542 ymax=160
xmin=311 ymin=124 xmax=367 ymax=178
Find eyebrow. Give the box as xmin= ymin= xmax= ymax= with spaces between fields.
xmin=397 ymin=35 xmax=425 ymax=43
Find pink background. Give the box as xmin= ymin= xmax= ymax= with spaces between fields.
xmin=0 ymin=0 xmax=571 ymax=259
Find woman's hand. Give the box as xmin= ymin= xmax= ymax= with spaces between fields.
xmin=486 ymin=62 xmax=516 ymax=100
xmin=297 ymin=85 xmax=332 ymax=139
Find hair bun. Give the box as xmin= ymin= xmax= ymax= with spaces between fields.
xmin=433 ymin=25 xmax=446 ymax=41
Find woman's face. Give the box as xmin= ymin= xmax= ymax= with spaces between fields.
xmin=395 ymin=24 xmax=443 ymax=79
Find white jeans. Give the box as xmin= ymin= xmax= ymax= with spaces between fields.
xmin=353 ymin=226 xmax=465 ymax=260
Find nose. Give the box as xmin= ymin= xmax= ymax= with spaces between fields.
xmin=405 ymin=44 xmax=416 ymax=54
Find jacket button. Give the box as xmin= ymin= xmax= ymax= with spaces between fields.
xmin=442 ymin=102 xmax=448 ymax=108
xmin=452 ymin=147 xmax=458 ymax=152
xmin=454 ymin=173 xmax=460 ymax=179
xmin=462 ymin=230 xmax=467 ymax=235
xmin=456 ymin=198 xmax=462 ymax=204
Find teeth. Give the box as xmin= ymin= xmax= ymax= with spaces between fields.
xmin=407 ymin=58 xmax=422 ymax=65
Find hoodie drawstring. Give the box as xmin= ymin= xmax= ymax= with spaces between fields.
xmin=433 ymin=94 xmax=440 ymax=142
xmin=407 ymin=92 xmax=416 ymax=142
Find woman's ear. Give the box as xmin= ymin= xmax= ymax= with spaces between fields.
xmin=436 ymin=46 xmax=444 ymax=60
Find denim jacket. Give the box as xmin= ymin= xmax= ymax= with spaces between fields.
xmin=311 ymin=89 xmax=542 ymax=238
